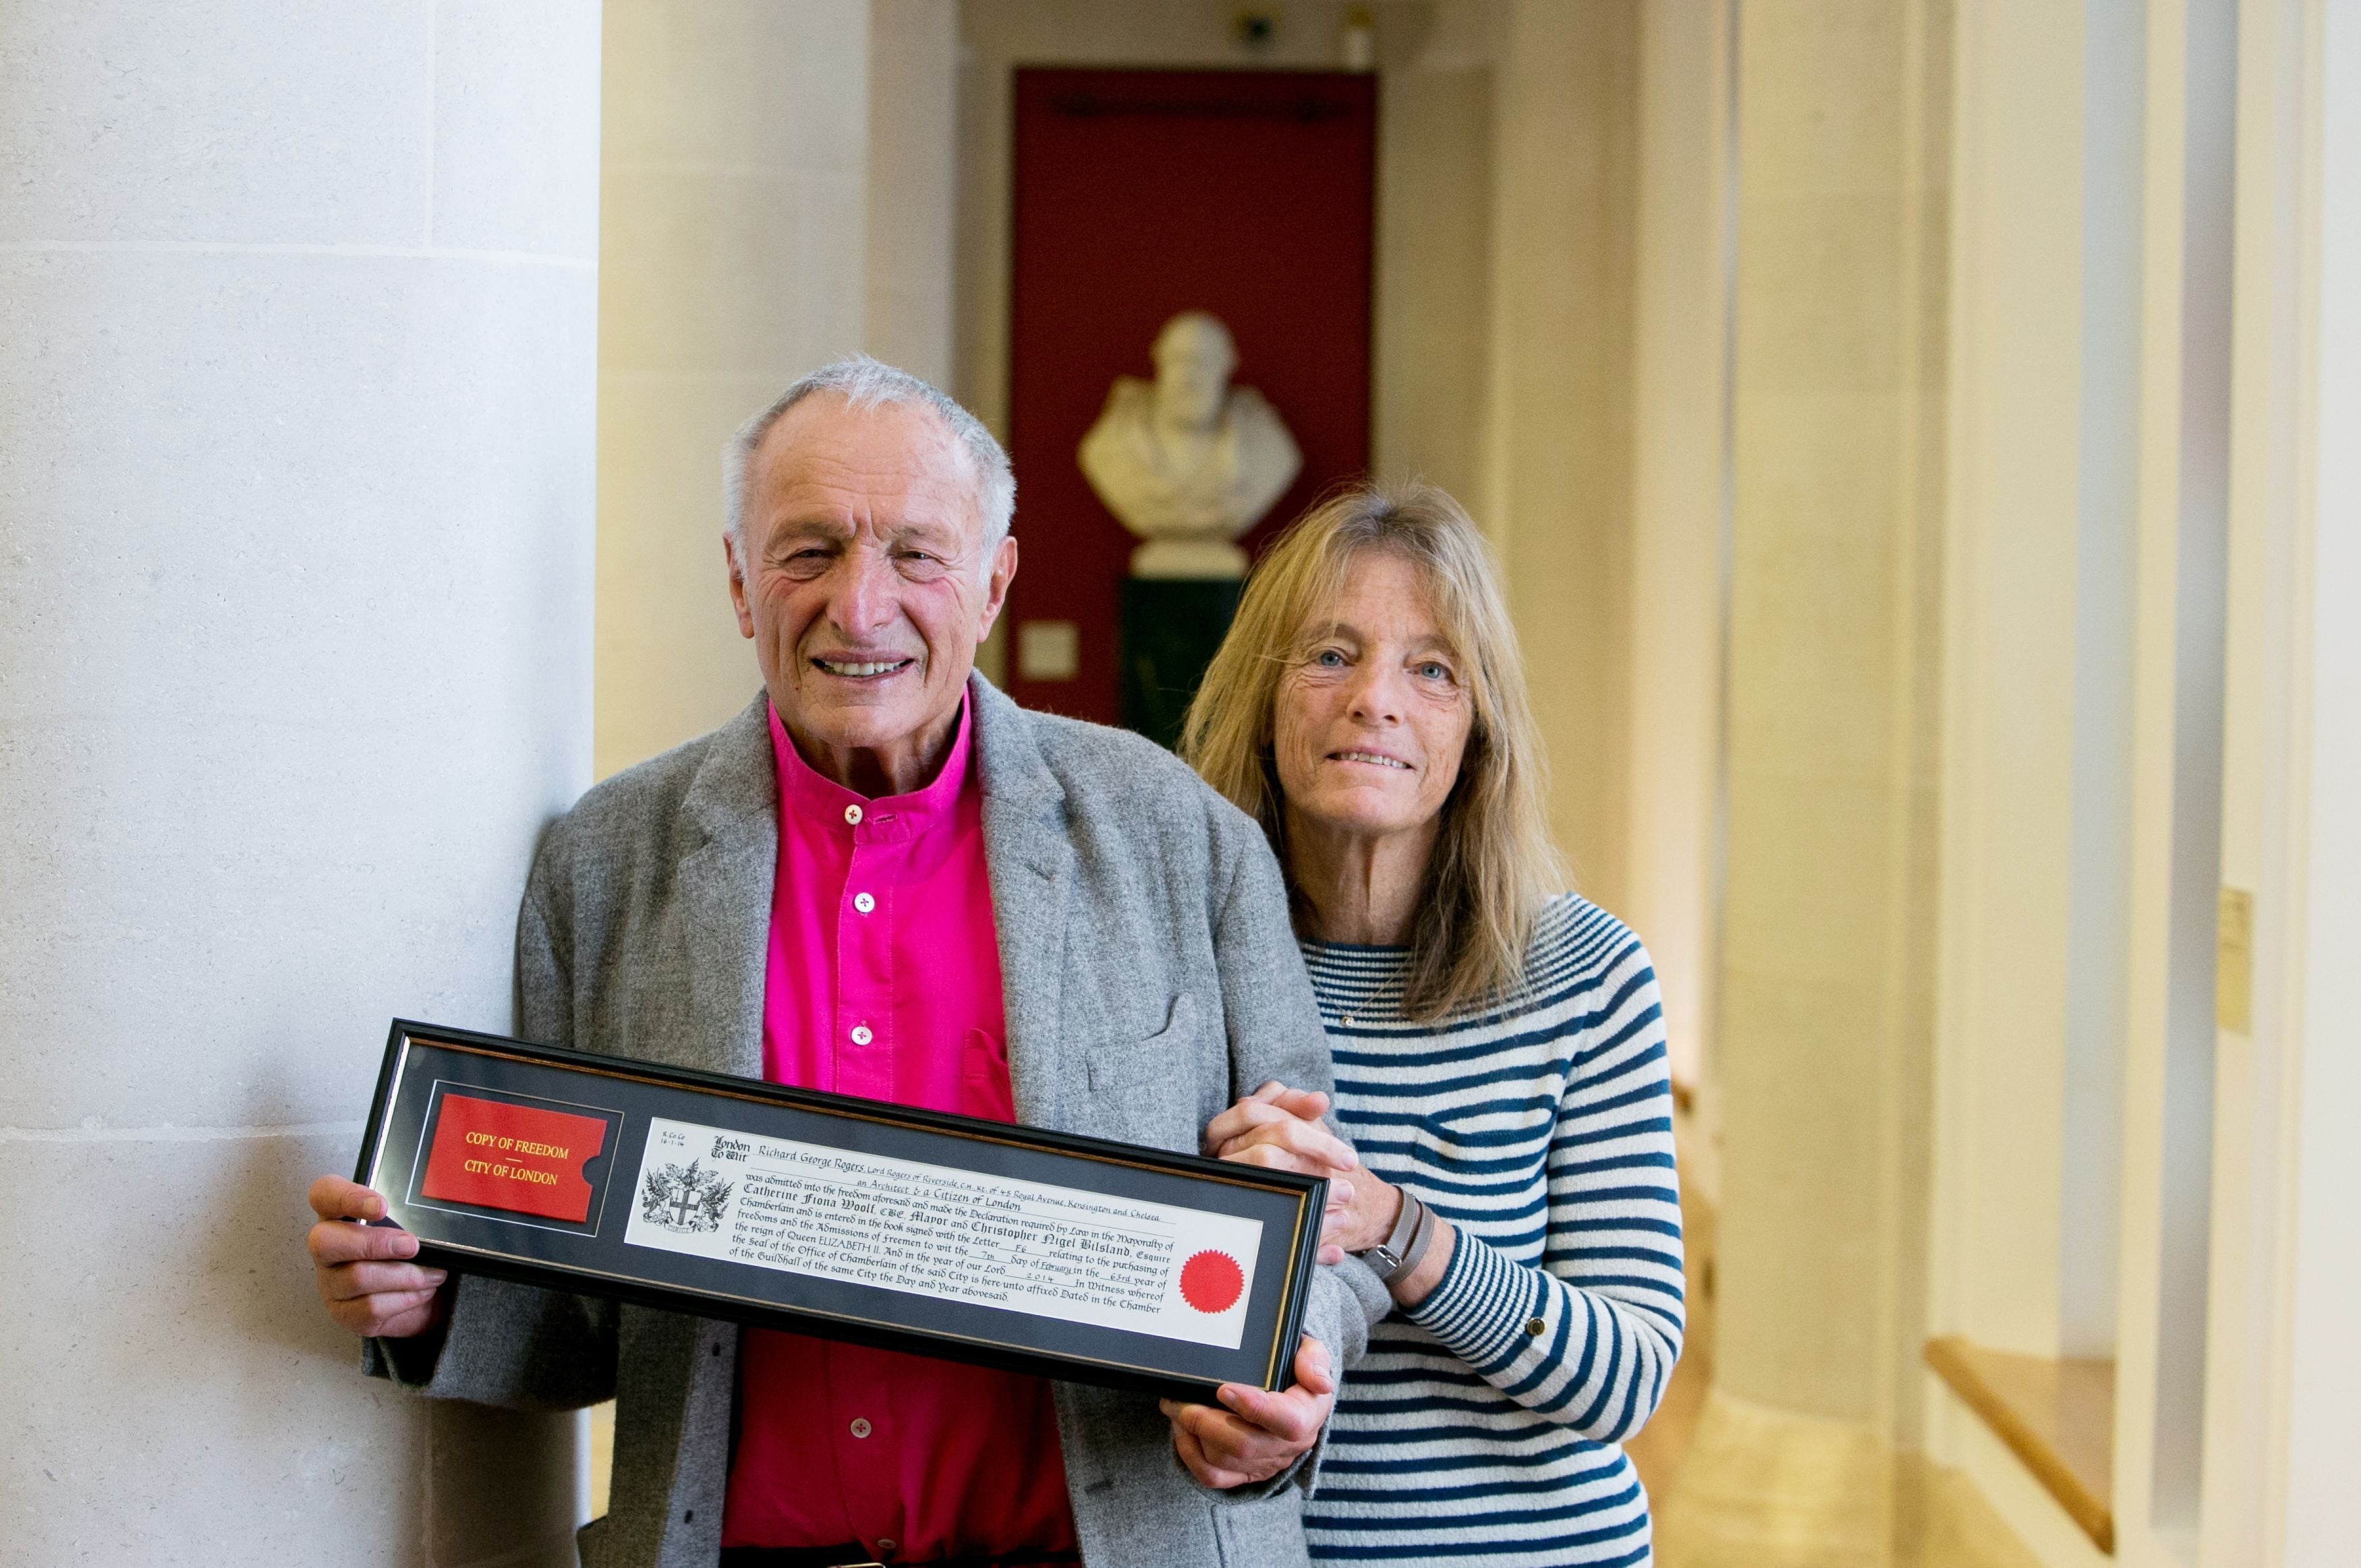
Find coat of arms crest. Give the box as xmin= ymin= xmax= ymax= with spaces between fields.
xmin=637 ymin=1157 xmax=734 ymax=1233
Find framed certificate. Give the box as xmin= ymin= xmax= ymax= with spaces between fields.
xmin=354 ymin=1020 xmax=1327 ymax=1401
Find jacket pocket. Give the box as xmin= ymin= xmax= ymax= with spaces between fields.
xmin=1212 ymin=1491 xmax=1312 ymax=1568
xmin=1084 ymin=993 xmax=1200 ymax=1149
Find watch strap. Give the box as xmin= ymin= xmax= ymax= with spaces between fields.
xmin=1394 ymin=1192 xmax=1442 ymax=1281
xmin=1359 ymin=1188 xmax=1423 ymax=1279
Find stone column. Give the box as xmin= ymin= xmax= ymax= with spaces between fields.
xmin=1484 ymin=0 xmax=1641 ymax=911
xmin=594 ymin=0 xmax=872 ymax=780
xmin=865 ymin=0 xmax=960 ymax=390
xmin=0 ymin=4 xmax=599 ymax=1564
xmin=1654 ymin=0 xmax=1954 ymax=1557
xmin=1713 ymin=0 xmax=1949 ymax=1426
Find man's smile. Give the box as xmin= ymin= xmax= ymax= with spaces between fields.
xmin=809 ymin=655 xmax=917 ymax=679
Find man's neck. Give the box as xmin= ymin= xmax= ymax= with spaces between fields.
xmin=785 ymin=705 xmax=961 ymax=798
xmin=1284 ymin=808 xmax=1436 ymax=946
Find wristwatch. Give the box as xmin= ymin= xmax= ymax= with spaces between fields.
xmin=1358 ymin=1186 xmax=1440 ymax=1282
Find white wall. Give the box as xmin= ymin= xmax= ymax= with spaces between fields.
xmin=2278 ymin=18 xmax=2361 ymax=1559
xmin=2193 ymin=0 xmax=2360 ymax=1559
xmin=0 ymin=2 xmax=599 ymax=1561
xmin=1931 ymin=0 xmax=2144 ymax=1378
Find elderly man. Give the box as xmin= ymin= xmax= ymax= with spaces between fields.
xmin=306 ymin=358 xmax=1388 ymax=1568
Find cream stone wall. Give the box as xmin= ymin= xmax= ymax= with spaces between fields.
xmin=0 ymin=3 xmax=599 ymax=1561
xmin=1373 ymin=22 xmax=1497 ymax=511
xmin=1711 ymin=0 xmax=1950 ymax=1453
xmin=1625 ymin=0 xmax=1734 ymax=1120
xmin=1482 ymin=0 xmax=1643 ymax=915
xmin=594 ymin=0 xmax=872 ymax=780
xmin=865 ymin=0 xmax=959 ymax=389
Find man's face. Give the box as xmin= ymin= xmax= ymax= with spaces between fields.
xmin=728 ymin=395 xmax=1017 ymax=791
xmin=1153 ymin=322 xmax=1234 ymax=430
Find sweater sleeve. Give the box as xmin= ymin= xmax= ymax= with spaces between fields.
xmin=1398 ymin=937 xmax=1685 ymax=1442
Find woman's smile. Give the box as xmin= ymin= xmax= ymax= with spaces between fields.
xmin=1328 ymin=748 xmax=1411 ymax=770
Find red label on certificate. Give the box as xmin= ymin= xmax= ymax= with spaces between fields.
xmin=420 ymin=1094 xmax=608 ymax=1222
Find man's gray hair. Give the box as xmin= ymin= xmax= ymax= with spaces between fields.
xmin=724 ymin=355 xmax=1015 ymax=580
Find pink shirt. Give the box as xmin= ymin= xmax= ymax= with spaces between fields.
xmin=720 ymin=695 xmax=1077 ymax=1559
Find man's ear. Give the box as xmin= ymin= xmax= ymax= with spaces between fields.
xmin=976 ymin=533 xmax=1019 ymax=641
xmin=726 ymin=532 xmax=756 ymax=639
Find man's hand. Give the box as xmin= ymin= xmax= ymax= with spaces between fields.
xmin=1160 ymin=1336 xmax=1336 ymax=1490
xmin=307 ymin=1175 xmax=451 ymax=1339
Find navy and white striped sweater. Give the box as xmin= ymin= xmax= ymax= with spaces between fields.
xmin=1302 ymin=895 xmax=1684 ymax=1567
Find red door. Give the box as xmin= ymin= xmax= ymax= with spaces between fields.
xmin=1006 ymin=69 xmax=1377 ymax=724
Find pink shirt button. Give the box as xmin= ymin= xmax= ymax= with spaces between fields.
xmin=724 ymin=694 xmax=1074 ymax=1561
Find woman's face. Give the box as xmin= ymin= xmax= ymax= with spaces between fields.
xmin=1273 ymin=552 xmax=1475 ymax=846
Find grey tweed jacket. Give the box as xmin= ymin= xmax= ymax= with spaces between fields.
xmin=370 ymin=674 xmax=1390 ymax=1568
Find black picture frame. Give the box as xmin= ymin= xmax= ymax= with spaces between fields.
xmin=354 ymin=1020 xmax=1326 ymax=1402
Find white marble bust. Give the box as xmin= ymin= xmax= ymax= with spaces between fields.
xmin=1077 ymin=311 xmax=1303 ymax=579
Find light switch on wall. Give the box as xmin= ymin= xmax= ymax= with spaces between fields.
xmin=1017 ymin=620 xmax=1079 ymax=681
xmin=2217 ymin=885 xmax=2254 ymax=1035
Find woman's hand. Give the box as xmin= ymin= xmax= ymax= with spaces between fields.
xmin=1205 ymin=1081 xmax=1398 ymax=1261
xmin=1204 ymin=1080 xmax=1357 ymax=1171
xmin=1299 ymin=1142 xmax=1400 ymax=1258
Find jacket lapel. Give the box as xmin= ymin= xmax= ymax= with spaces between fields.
xmin=971 ymin=674 xmax=1073 ymax=1129
xmin=673 ymin=694 xmax=776 ymax=1080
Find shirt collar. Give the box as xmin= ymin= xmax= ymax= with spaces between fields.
xmin=767 ymin=693 xmax=974 ymax=838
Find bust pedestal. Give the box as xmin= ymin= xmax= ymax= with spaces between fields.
xmin=1118 ymin=577 xmax=1243 ymax=750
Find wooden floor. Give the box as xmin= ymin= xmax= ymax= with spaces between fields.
xmin=1628 ymin=1124 xmax=2043 ymax=1568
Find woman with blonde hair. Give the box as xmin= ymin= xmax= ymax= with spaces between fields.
xmin=1183 ymin=481 xmax=1684 ymax=1565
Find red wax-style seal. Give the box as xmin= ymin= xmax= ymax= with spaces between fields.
xmin=1179 ymin=1250 xmax=1245 ymax=1314
xmin=419 ymin=1094 xmax=608 ymax=1223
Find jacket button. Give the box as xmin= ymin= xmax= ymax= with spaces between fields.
xmin=844 ymin=803 xmax=863 ymax=825
xmin=849 ymin=1416 xmax=873 ymax=1439
xmin=850 ymin=1024 xmax=874 ymax=1046
xmin=853 ymin=891 xmax=876 ymax=914
xmin=1527 ymin=1316 xmax=1547 ymax=1337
